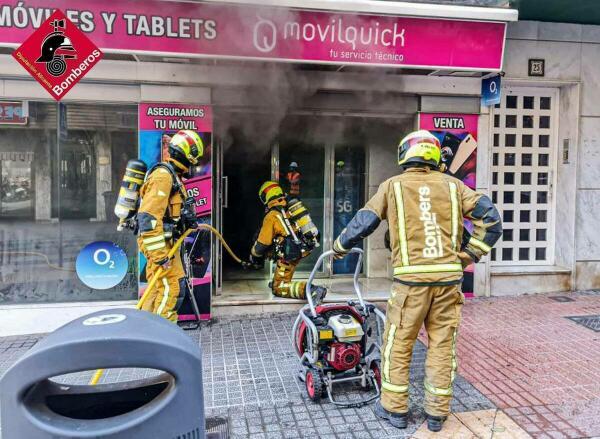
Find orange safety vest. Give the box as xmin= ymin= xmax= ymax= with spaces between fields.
xmin=286 ymin=171 xmax=301 ymax=196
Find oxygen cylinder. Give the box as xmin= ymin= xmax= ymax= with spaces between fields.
xmin=287 ymin=198 xmax=319 ymax=246
xmin=114 ymin=159 xmax=147 ymax=227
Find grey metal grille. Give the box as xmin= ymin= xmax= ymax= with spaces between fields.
xmin=550 ymin=296 xmax=575 ymax=303
xmin=567 ymin=315 xmax=600 ymax=332
xmin=205 ymin=417 xmax=229 ymax=439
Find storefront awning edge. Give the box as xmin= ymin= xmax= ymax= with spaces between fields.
xmin=195 ymin=0 xmax=519 ymax=22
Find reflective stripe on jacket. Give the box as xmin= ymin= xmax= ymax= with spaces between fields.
xmin=137 ymin=166 xmax=184 ymax=264
xmin=334 ymin=167 xmax=501 ymax=285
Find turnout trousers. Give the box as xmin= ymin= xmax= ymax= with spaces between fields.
xmin=271 ymin=259 xmax=307 ymax=300
xmin=138 ymin=241 xmax=186 ymax=322
xmin=380 ymin=282 xmax=464 ymax=417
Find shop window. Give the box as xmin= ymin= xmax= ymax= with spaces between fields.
xmin=0 ymin=102 xmax=139 ymax=304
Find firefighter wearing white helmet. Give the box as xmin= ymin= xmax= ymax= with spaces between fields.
xmin=137 ymin=130 xmax=204 ymax=322
xmin=332 ymin=130 xmax=501 ymax=432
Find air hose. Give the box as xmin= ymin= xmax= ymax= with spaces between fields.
xmin=90 ymin=225 xmax=246 ymax=385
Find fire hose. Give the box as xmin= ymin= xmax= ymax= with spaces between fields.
xmin=90 ymin=224 xmax=246 ymax=385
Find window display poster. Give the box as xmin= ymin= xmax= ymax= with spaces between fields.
xmin=139 ymin=103 xmax=213 ymax=320
xmin=418 ymin=113 xmax=478 ymax=297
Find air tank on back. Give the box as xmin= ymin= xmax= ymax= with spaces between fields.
xmin=114 ymin=159 xmax=147 ymax=230
xmin=287 ymin=197 xmax=320 ymax=247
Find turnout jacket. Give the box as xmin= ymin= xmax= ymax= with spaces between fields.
xmin=334 ymin=167 xmax=502 ymax=285
xmin=251 ymin=198 xmax=291 ymax=258
xmin=137 ymin=165 xmax=185 ymax=264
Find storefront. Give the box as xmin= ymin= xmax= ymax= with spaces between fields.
xmin=0 ymin=0 xmax=527 ymax=312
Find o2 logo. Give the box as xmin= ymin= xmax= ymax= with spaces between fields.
xmin=76 ymin=241 xmax=128 ymax=290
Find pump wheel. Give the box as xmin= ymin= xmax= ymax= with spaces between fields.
xmin=369 ymin=360 xmax=382 ymax=390
xmin=305 ymin=369 xmax=325 ymax=402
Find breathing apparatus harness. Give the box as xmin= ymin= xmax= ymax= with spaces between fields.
xmin=270 ymin=197 xmax=319 ymax=263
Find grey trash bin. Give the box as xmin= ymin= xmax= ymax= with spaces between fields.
xmin=0 ymin=308 xmax=206 ymax=439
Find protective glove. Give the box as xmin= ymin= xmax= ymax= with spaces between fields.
xmin=457 ymin=251 xmax=475 ymax=269
xmin=332 ymin=238 xmax=349 ymax=260
xmin=155 ymin=256 xmax=172 ymax=273
xmin=249 ymin=254 xmax=264 ymax=270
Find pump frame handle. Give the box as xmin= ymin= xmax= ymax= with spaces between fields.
xmin=305 ymin=248 xmax=364 ymax=318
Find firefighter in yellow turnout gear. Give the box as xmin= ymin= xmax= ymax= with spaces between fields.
xmin=137 ymin=130 xmax=204 ymax=322
xmin=332 ymin=130 xmax=502 ymax=432
xmin=250 ymin=181 xmax=327 ymax=303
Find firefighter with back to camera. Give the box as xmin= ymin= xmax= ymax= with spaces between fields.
xmin=332 ymin=130 xmax=502 ymax=432
xmin=248 ymin=181 xmax=327 ymax=304
xmin=136 ymin=130 xmax=204 ymax=322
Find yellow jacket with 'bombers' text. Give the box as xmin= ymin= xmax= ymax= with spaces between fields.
xmin=334 ymin=167 xmax=502 ymax=285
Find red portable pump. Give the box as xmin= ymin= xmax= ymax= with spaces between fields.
xmin=292 ymin=248 xmax=386 ymax=407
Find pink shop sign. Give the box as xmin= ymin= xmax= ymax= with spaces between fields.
xmin=0 ymin=1 xmax=506 ymax=70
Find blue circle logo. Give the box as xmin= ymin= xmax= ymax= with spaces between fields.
xmin=76 ymin=241 xmax=129 ymax=290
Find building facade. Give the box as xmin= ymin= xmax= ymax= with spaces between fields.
xmin=0 ymin=0 xmax=596 ymax=311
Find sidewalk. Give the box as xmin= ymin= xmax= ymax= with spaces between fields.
xmin=1 ymin=291 xmax=600 ymax=438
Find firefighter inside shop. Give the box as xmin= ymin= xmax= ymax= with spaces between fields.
xmin=332 ymin=130 xmax=502 ymax=432
xmin=134 ymin=130 xmax=204 ymax=322
xmin=248 ymin=181 xmax=328 ymax=303
xmin=285 ymin=161 xmax=301 ymax=197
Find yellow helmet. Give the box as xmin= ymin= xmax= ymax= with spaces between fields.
xmin=258 ymin=181 xmax=284 ymax=205
xmin=168 ymin=130 xmax=204 ymax=170
xmin=397 ymin=130 xmax=441 ymax=168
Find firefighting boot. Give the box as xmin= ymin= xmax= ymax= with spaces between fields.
xmin=427 ymin=414 xmax=447 ymax=432
xmin=374 ymin=401 xmax=408 ymax=429
xmin=310 ymin=286 xmax=328 ymax=305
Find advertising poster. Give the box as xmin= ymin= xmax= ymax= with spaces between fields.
xmin=139 ymin=103 xmax=212 ymax=320
xmin=419 ymin=113 xmax=478 ymax=297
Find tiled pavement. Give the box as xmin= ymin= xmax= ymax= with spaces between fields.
xmin=2 ymin=291 xmax=600 ymax=438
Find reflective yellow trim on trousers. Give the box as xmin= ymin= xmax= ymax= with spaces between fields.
xmin=156 ymin=277 xmax=170 ymax=316
xmin=469 ymin=237 xmax=492 ymax=254
xmin=382 ymin=380 xmax=409 ymax=393
xmin=382 ymin=323 xmax=397 ymax=382
xmin=424 ymin=380 xmax=453 ymax=397
xmin=392 ymin=182 xmax=409 ymax=266
xmin=393 ymin=263 xmax=463 ymax=276
xmin=448 ymin=182 xmax=459 ymax=251
xmin=450 ymin=327 xmax=458 ymax=383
